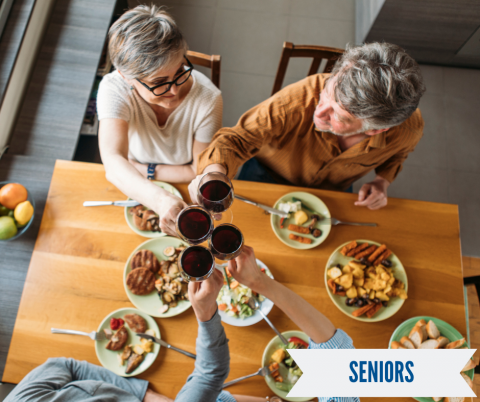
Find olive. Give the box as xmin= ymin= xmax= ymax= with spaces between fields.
xmin=381 ymin=259 xmax=392 ymax=267
xmin=335 ymin=263 xmax=342 ymax=268
xmin=361 ymin=293 xmax=370 ymax=299
xmin=373 ymin=298 xmax=380 ymax=304
xmin=359 ymin=257 xmax=367 ymax=264
xmin=382 ymin=301 xmax=388 ymax=307
xmin=356 ymin=299 xmax=365 ymax=307
xmin=367 ymin=299 xmax=374 ymax=305
xmin=345 ymin=298 xmax=355 ymax=306
xmin=337 ymin=285 xmax=344 ymax=291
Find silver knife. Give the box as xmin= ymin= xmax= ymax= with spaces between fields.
xmin=136 ymin=333 xmax=196 ymax=359
xmin=83 ymin=200 xmax=140 ymax=207
xmin=234 ymin=195 xmax=289 ymax=218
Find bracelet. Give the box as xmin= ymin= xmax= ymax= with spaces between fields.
xmin=147 ymin=163 xmax=157 ymax=180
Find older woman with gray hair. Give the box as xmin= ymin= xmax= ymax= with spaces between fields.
xmin=189 ymin=42 xmax=426 ymax=211
xmin=97 ymin=5 xmax=222 ymax=235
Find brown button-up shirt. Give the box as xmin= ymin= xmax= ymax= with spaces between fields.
xmin=197 ymin=74 xmax=424 ymax=191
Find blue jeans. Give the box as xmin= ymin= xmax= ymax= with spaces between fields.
xmin=238 ymin=158 xmax=354 ymax=193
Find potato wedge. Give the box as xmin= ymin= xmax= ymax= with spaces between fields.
xmin=346 ymin=287 xmax=358 ymax=299
xmin=327 ymin=267 xmax=342 ymax=280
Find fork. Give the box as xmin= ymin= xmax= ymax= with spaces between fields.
xmin=318 ymin=217 xmax=377 ymax=227
xmin=222 ymin=366 xmax=271 ymax=388
xmin=51 ymin=328 xmax=107 ymax=341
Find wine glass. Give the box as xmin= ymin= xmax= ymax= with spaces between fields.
xmin=209 ymin=223 xmax=244 ymax=265
xmin=178 ymin=245 xmax=215 ymax=282
xmin=175 ymin=205 xmax=214 ymax=245
xmin=197 ymin=172 xmax=234 ymax=225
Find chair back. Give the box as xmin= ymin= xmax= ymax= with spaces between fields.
xmin=272 ymin=42 xmax=344 ymax=96
xmin=187 ymin=50 xmax=221 ymax=89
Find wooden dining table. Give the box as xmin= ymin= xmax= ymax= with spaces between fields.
xmin=2 ymin=160 xmax=467 ymax=402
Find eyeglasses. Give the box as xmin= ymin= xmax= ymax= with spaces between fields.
xmin=136 ymin=56 xmax=194 ymax=96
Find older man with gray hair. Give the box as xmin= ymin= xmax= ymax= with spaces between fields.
xmin=186 ymin=42 xmax=426 ymax=214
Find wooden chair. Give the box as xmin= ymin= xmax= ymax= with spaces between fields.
xmin=463 ymin=256 xmax=480 ymax=280
xmin=187 ymin=50 xmax=221 ymax=89
xmin=271 ymin=42 xmax=344 ymax=96
xmin=465 ymin=284 xmax=480 ymax=400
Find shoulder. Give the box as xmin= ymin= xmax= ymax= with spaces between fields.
xmin=191 ymin=70 xmax=222 ymax=101
xmin=387 ymin=108 xmax=424 ymax=146
xmin=98 ymin=71 xmax=131 ymax=97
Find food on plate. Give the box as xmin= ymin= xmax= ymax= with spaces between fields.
xmin=278 ymin=201 xmax=302 ymax=214
xmin=287 ymin=224 xmax=310 ymax=234
xmin=294 ymin=210 xmax=308 ymax=225
xmin=129 ymin=205 xmax=160 ymax=232
xmin=131 ymin=249 xmax=161 ymax=274
xmin=288 ymin=233 xmax=312 ymax=244
xmin=393 ymin=319 xmax=478 ymax=402
xmin=110 ymin=317 xmax=125 ymax=330
xmin=327 ymin=245 xmax=407 ymax=319
xmin=268 ymin=337 xmax=307 ymax=392
xmin=124 ymin=314 xmax=147 ymax=333
xmin=217 ymin=266 xmax=268 ymax=319
xmin=340 ymin=241 xmax=393 ymax=266
xmin=126 ymin=353 xmax=144 ymax=374
xmin=153 ymin=246 xmax=188 ymax=313
xmin=106 ymin=326 xmax=128 ymax=351
xmin=126 ymin=267 xmax=156 ymax=295
xmin=308 ymin=215 xmax=322 ymax=238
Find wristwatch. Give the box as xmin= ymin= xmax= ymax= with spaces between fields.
xmin=147 ymin=164 xmax=157 ymax=180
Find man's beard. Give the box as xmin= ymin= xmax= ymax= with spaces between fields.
xmin=313 ymin=118 xmax=365 ymax=137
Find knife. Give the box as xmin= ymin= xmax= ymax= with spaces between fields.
xmin=234 ymin=195 xmax=289 ymax=218
xmin=83 ymin=200 xmax=141 ymax=207
xmin=136 ymin=333 xmax=196 ymax=359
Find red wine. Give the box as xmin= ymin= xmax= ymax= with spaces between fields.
xmin=177 ymin=208 xmax=212 ymax=244
xmin=199 ymin=180 xmax=233 ymax=213
xmin=180 ymin=246 xmax=214 ymax=278
xmin=210 ymin=224 xmax=243 ymax=260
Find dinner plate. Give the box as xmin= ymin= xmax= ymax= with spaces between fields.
xmin=95 ymin=307 xmax=160 ymax=377
xmin=217 ymin=259 xmax=274 ymax=327
xmin=262 ymin=330 xmax=312 ymax=402
xmin=270 ymin=191 xmax=331 ymax=250
xmin=389 ymin=316 xmax=474 ymax=402
xmin=325 ymin=240 xmax=408 ymax=322
xmin=124 ymin=181 xmax=182 ymax=238
xmin=124 ymin=237 xmax=192 ymax=318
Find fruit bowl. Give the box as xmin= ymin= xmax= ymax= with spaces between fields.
xmin=0 ymin=181 xmax=35 ymax=241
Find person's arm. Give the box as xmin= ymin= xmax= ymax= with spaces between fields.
xmin=227 ymin=246 xmax=335 ymax=344
xmin=175 ymin=270 xmax=230 ymax=402
xmin=129 ymin=139 xmax=210 ymax=183
xmin=98 ymin=118 xmax=187 ymax=235
xmin=4 ymin=357 xmax=148 ymax=402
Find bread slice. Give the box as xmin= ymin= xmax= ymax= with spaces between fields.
xmin=444 ymin=397 xmax=465 ymax=402
xmin=436 ymin=336 xmax=450 ymax=348
xmin=391 ymin=341 xmax=407 ymax=349
xmin=445 ymin=338 xmax=466 ymax=349
xmin=400 ymin=336 xmax=416 ymax=349
xmin=432 ymin=398 xmax=443 ymax=402
xmin=426 ymin=320 xmax=441 ymax=339
xmin=462 ymin=359 xmax=476 ymax=372
xmin=409 ymin=327 xmax=425 ymax=348
xmin=461 ymin=373 xmax=473 ymax=389
xmin=416 ymin=318 xmax=427 ymax=327
xmin=419 ymin=339 xmax=440 ymax=349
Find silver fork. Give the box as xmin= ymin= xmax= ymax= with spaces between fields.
xmin=51 ymin=328 xmax=107 ymax=341
xmin=222 ymin=366 xmax=271 ymax=388
xmin=319 ymin=217 xmax=377 ymax=227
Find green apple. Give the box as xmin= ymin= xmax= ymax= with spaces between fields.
xmin=0 ymin=216 xmax=18 ymax=240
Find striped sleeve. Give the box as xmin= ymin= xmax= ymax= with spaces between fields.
xmin=310 ymin=329 xmax=361 ymax=402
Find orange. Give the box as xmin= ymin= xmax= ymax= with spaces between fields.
xmin=0 ymin=183 xmax=28 ymax=210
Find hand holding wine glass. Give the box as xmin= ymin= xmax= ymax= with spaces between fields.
xmin=188 ymin=269 xmax=224 ymax=322
xmin=197 ymin=172 xmax=234 ymax=225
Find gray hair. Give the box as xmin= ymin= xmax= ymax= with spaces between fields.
xmin=108 ymin=5 xmax=188 ymax=80
xmin=332 ymin=42 xmax=426 ymax=130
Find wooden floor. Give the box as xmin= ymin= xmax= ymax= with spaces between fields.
xmin=0 ymin=0 xmax=117 ymax=380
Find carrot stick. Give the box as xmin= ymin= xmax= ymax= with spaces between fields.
xmin=341 ymin=241 xmax=357 ymax=256
xmin=288 ymin=224 xmax=310 ymax=234
xmin=368 ymin=244 xmax=387 ymax=262
xmin=352 ymin=303 xmax=376 ymax=317
xmin=366 ymin=303 xmax=382 ymax=318
xmin=347 ymin=243 xmax=369 ymax=257
xmin=288 ymin=233 xmax=312 ymax=244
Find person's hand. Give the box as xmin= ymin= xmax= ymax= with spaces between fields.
xmin=188 ymin=269 xmax=224 ymax=322
xmin=156 ymin=194 xmax=188 ymax=237
xmin=354 ymin=176 xmax=390 ymax=210
xmin=228 ymin=245 xmax=268 ymax=293
xmin=128 ymin=158 xmax=148 ymax=178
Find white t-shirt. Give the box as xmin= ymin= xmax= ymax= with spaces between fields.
xmin=97 ymin=69 xmax=223 ymax=165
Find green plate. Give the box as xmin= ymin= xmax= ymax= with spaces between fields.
xmin=262 ymin=330 xmax=312 ymax=402
xmin=270 ymin=192 xmax=331 ymax=250
xmin=124 ymin=181 xmax=182 ymax=238
xmin=389 ymin=316 xmax=474 ymax=402
xmin=325 ymin=240 xmax=408 ymax=322
xmin=124 ymin=237 xmax=191 ymax=318
xmin=95 ymin=307 xmax=160 ymax=377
